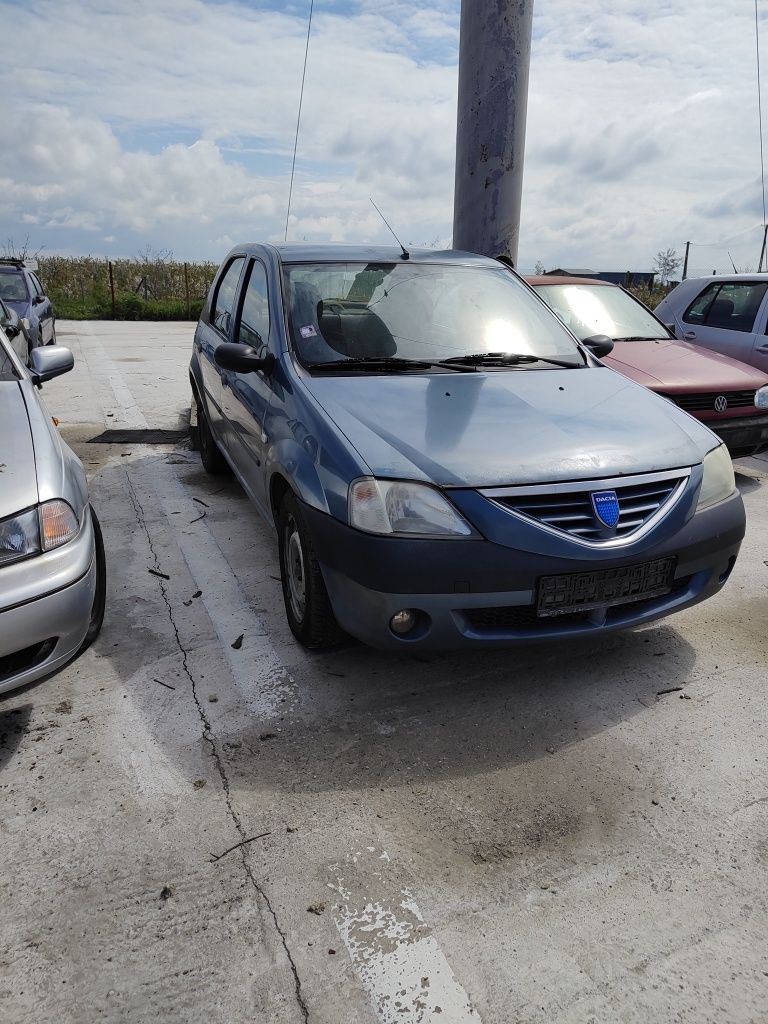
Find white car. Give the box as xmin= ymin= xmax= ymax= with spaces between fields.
xmin=655 ymin=274 xmax=768 ymax=374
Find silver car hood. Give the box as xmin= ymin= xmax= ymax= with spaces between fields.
xmin=0 ymin=383 xmax=38 ymax=517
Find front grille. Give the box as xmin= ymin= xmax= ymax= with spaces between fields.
xmin=663 ymin=390 xmax=755 ymax=413
xmin=485 ymin=470 xmax=688 ymax=543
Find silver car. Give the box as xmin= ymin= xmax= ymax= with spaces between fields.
xmin=0 ymin=326 xmax=105 ymax=694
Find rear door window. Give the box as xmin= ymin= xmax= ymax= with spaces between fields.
xmin=684 ymin=281 xmax=768 ymax=332
xmin=211 ymin=258 xmax=245 ymax=336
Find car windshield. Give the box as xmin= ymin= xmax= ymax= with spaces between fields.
xmin=0 ymin=332 xmax=19 ymax=380
xmin=283 ymin=262 xmax=585 ymax=367
xmin=0 ymin=271 xmax=29 ymax=302
xmin=535 ymin=283 xmax=668 ymax=342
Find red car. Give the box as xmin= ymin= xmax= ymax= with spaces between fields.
xmin=528 ymin=276 xmax=768 ymax=458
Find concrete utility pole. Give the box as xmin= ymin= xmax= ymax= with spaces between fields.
xmin=453 ymin=0 xmax=534 ymax=265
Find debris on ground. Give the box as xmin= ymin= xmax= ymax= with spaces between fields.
xmin=159 ymin=886 xmax=173 ymax=901
xmin=657 ymin=686 xmax=684 ymax=697
xmin=193 ymin=497 xmax=209 ymax=507
xmin=190 ymin=511 xmax=206 ymax=524
xmin=259 ymin=731 xmax=277 ymax=741
xmin=209 ymin=832 xmax=272 ymax=862
xmin=55 ymin=701 xmax=72 ymax=715
xmin=153 ymin=678 xmax=176 ymax=691
xmin=193 ymin=779 xmax=206 ymax=790
xmin=208 ymin=695 xmax=218 ymax=703
xmin=231 ymin=634 xmax=244 ymax=650
xmin=286 ymin=824 xmax=299 ymax=833
xmin=192 ymin=590 xmax=202 ymax=599
xmin=147 ymin=568 xmax=170 ymax=580
xmin=307 ymin=902 xmax=327 ymax=915
xmin=328 ymin=949 xmax=336 ymax=955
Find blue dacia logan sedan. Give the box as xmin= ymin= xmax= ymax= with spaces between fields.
xmin=189 ymin=245 xmax=745 ymax=650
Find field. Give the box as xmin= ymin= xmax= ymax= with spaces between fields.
xmin=38 ymin=254 xmax=218 ymax=321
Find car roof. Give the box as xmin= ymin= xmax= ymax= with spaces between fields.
xmin=237 ymin=243 xmax=501 ymax=268
xmin=682 ymin=273 xmax=768 ymax=284
xmin=526 ymin=275 xmax=614 ymax=287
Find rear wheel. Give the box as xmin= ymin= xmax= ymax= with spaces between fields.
xmin=80 ymin=505 xmax=106 ymax=652
xmin=278 ymin=492 xmax=345 ymax=649
xmin=197 ymin=393 xmax=229 ymax=475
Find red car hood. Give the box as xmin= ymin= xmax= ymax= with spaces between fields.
xmin=604 ymin=338 xmax=768 ymax=392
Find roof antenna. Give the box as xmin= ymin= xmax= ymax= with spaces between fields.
xmin=727 ymin=250 xmax=738 ymax=273
xmin=369 ymin=198 xmax=410 ymax=259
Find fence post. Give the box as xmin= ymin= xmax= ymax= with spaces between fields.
xmin=108 ymin=261 xmax=116 ymax=318
xmin=184 ymin=262 xmax=191 ymax=319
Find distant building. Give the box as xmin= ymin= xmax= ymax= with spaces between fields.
xmin=544 ymin=268 xmax=656 ymax=288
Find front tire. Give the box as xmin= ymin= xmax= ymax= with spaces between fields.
xmin=278 ymin=492 xmax=345 ymax=649
xmin=80 ymin=505 xmax=106 ymax=652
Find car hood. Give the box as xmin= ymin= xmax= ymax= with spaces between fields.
xmin=0 ymin=383 xmax=38 ymax=516
xmin=3 ymin=298 xmax=31 ymax=317
xmin=604 ymin=339 xmax=768 ymax=390
xmin=303 ymin=366 xmax=718 ymax=487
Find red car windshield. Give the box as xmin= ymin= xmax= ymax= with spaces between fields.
xmin=535 ymin=283 xmax=668 ymax=342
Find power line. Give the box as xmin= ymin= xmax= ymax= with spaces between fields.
xmin=284 ymin=0 xmax=315 ymax=242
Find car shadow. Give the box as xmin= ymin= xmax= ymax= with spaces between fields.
xmin=0 ymin=702 xmax=33 ymax=771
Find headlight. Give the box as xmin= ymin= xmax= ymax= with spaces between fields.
xmin=696 ymin=445 xmax=735 ymax=511
xmin=348 ymin=478 xmax=473 ymax=537
xmin=0 ymin=500 xmax=79 ymax=566
xmin=0 ymin=508 xmax=41 ymax=566
xmin=755 ymin=385 xmax=768 ymax=409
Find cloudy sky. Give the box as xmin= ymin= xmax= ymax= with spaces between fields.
xmin=0 ymin=0 xmax=765 ymax=273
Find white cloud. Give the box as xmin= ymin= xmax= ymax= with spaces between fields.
xmin=0 ymin=0 xmax=765 ymax=273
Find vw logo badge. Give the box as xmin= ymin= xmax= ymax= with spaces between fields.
xmin=591 ymin=490 xmax=620 ymax=529
xmin=714 ymin=395 xmax=728 ymax=413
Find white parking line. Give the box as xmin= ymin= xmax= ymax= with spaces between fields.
xmin=332 ymin=849 xmax=481 ymax=1024
xmin=79 ymin=326 xmax=294 ymax=718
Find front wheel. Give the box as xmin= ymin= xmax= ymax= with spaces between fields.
xmin=80 ymin=505 xmax=106 ymax=652
xmin=278 ymin=492 xmax=345 ymax=649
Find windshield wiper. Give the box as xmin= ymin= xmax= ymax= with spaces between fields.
xmin=440 ymin=351 xmax=582 ymax=369
xmin=306 ymin=356 xmax=478 ymax=373
xmin=307 ymin=356 xmax=434 ymax=372
xmin=612 ymin=335 xmax=664 ymax=342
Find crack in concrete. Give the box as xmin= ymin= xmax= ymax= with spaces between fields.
xmin=125 ymin=469 xmax=310 ymax=1024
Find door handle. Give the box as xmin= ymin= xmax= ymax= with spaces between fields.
xmin=683 ymin=331 xmax=697 ymax=340
xmin=755 ymin=343 xmax=768 ymax=354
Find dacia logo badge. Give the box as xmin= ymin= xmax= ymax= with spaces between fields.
xmin=591 ymin=490 xmax=620 ymax=529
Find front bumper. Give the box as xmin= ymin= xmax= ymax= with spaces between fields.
xmin=706 ymin=413 xmax=768 ymax=456
xmin=0 ymin=514 xmax=96 ymax=694
xmin=304 ymin=489 xmax=745 ymax=650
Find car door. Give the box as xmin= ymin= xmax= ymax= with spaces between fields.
xmin=195 ymin=256 xmax=246 ymax=443
xmin=30 ymin=272 xmax=53 ymax=344
xmin=220 ymin=257 xmax=274 ymax=514
xmin=680 ymin=279 xmax=768 ymax=368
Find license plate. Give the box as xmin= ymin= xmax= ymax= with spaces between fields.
xmin=537 ymin=557 xmax=676 ymax=617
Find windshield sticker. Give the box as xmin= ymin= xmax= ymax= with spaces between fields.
xmin=300 ymin=325 xmax=317 ymax=338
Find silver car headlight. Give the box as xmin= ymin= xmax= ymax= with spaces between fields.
xmin=755 ymin=385 xmax=768 ymax=409
xmin=0 ymin=500 xmax=79 ymax=567
xmin=0 ymin=508 xmax=41 ymax=566
xmin=348 ymin=478 xmax=473 ymax=537
xmin=696 ymin=445 xmax=736 ymax=511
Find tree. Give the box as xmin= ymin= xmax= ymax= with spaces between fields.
xmin=653 ymin=248 xmax=682 ymax=285
xmin=534 ymin=259 xmax=546 ymax=275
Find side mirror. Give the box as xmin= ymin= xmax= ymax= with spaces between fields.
xmin=582 ymin=334 xmax=614 ymax=358
xmin=4 ymin=322 xmax=19 ymax=339
xmin=29 ymin=345 xmax=74 ymax=384
xmin=32 ymin=295 xmax=45 ymax=305
xmin=214 ymin=343 xmax=275 ymax=376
